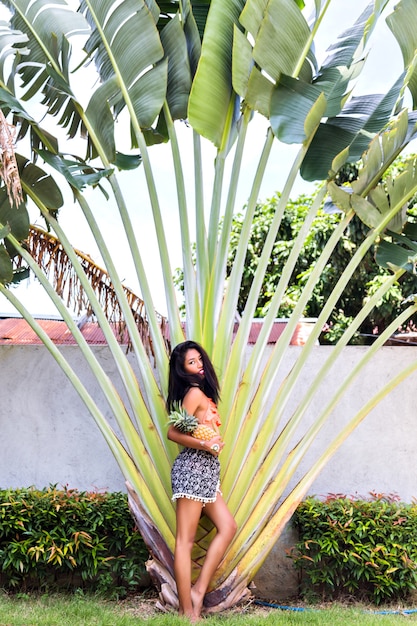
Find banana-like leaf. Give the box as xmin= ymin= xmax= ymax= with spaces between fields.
xmin=301 ymin=77 xmax=407 ymax=181
xmin=270 ymin=74 xmax=324 ymax=143
xmin=2 ymin=0 xmax=417 ymax=612
xmin=84 ymin=77 xmax=120 ymax=163
xmin=237 ymin=0 xmax=392 ymax=174
xmin=376 ymin=218 xmax=417 ymax=274
xmin=232 ymin=27 xmax=272 ymax=118
xmin=4 ymin=0 xmax=89 ymax=139
xmin=387 ymin=0 xmax=417 ymax=108
xmin=0 ymin=242 xmax=13 ymax=281
xmin=233 ymin=0 xmax=315 ymax=120
xmin=348 ymin=110 xmax=417 ymax=195
xmin=247 ymin=0 xmax=315 ymax=81
xmin=314 ymin=3 xmax=375 ymax=94
xmin=376 ymin=237 xmax=417 ymax=274
xmin=37 ymin=149 xmax=114 ymax=191
xmin=16 ymin=154 xmax=63 ymax=211
xmin=0 ymin=86 xmax=59 ymax=152
xmin=0 ymin=188 xmax=28 ymax=241
xmin=179 ymin=0 xmax=203 ymax=76
xmin=188 ymin=0 xmax=245 ymax=148
xmin=0 ymin=153 xmax=62 ymax=283
xmin=0 ymin=19 xmax=28 ymax=83
xmin=160 ymin=14 xmax=192 ymax=120
xmin=329 ymin=158 xmax=417 ymax=236
xmin=81 ymin=0 xmax=167 ymax=131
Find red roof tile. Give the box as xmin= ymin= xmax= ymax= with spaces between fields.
xmin=0 ymin=317 xmax=128 ymax=345
xmin=0 ymin=317 xmax=316 ymax=346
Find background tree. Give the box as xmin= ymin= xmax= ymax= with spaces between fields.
xmin=226 ymin=180 xmax=417 ymax=344
xmin=1 ymin=0 xmax=417 ymax=614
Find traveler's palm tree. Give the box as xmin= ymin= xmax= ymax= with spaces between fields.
xmin=1 ymin=0 xmax=417 ymax=612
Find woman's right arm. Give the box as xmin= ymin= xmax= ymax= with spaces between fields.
xmin=167 ymin=425 xmax=222 ymax=455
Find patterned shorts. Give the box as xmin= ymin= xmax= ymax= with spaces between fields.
xmin=171 ymin=447 xmax=221 ymax=504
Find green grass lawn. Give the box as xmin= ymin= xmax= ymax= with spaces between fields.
xmin=0 ymin=593 xmax=416 ymax=625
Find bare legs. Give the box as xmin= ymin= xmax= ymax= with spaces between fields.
xmin=174 ymin=495 xmax=237 ymax=621
xmin=174 ymin=498 xmax=203 ymax=620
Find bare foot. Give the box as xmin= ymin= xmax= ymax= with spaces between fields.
xmin=191 ymin=586 xmax=205 ymax=618
xmin=179 ymin=609 xmax=201 ymax=623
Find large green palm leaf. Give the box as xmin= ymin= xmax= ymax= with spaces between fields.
xmin=1 ymin=0 xmax=417 ymax=613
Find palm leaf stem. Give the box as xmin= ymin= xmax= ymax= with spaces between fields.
xmin=82 ymin=0 xmax=184 ymax=347
xmin=272 ymin=302 xmax=417 ymax=495
xmin=218 ymin=302 xmax=417 ymax=585
xmin=220 ymin=184 xmax=328 ymax=447
xmin=0 ymin=246 xmax=176 ymax=537
xmin=132 ymin=127 xmax=185 ymax=347
xmin=207 ymin=153 xmax=226 ymax=269
xmin=19 ymin=193 xmax=175 ymax=504
xmin=227 ymin=271 xmax=411 ymax=531
xmin=107 ymin=174 xmax=171 ymax=391
xmin=235 ymin=310 xmax=417 ymax=583
xmin=0 ymin=284 xmax=137 ymax=483
xmin=218 ymin=95 xmax=328 ymax=416
xmin=293 ymin=0 xmax=331 ymax=79
xmin=193 ymin=129 xmax=209 ymax=314
xmin=213 ymin=126 xmax=275 ymax=391
xmin=264 ymin=271 xmax=405 ymax=461
xmin=222 ymin=212 xmax=353 ymax=482
xmin=213 ymin=109 xmax=250 ymax=299
xmin=260 ymin=167 xmax=417 ymax=434
xmin=73 ymin=187 xmax=172 ymax=444
xmin=221 ymin=185 xmax=337 ymax=490
xmin=202 ymin=112 xmax=250 ymax=353
xmin=229 ymin=209 xmax=401 ymax=499
xmin=243 ymin=165 xmax=416 ymax=444
xmin=212 ymin=116 xmax=273 ymax=375
xmin=163 ymin=104 xmax=201 ymax=340
xmin=229 ymin=244 xmax=413 ymax=536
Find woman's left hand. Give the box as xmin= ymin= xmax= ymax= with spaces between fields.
xmin=207 ymin=435 xmax=224 ymax=456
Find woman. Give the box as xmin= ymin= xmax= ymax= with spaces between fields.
xmin=167 ymin=340 xmax=237 ymax=621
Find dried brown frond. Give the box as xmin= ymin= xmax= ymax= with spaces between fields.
xmin=14 ymin=225 xmax=169 ymax=356
xmin=0 ymin=110 xmax=23 ymax=207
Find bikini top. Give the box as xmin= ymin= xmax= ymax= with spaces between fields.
xmin=201 ymin=398 xmax=222 ymax=429
xmin=186 ymin=385 xmax=221 ymax=428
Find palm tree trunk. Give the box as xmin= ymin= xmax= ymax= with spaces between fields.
xmin=126 ymin=481 xmax=252 ymax=613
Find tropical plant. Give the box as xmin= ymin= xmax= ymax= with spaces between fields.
xmin=221 ymin=186 xmax=417 ymax=343
xmin=1 ymin=0 xmax=417 ymax=614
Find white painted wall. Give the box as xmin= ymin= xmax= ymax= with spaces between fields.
xmin=3 ymin=343 xmax=417 ymax=599
xmin=1 ymin=344 xmax=416 ymax=501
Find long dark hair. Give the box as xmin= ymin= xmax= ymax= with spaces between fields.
xmin=166 ymin=340 xmax=220 ymax=410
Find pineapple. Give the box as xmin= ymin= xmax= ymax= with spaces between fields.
xmin=168 ymin=404 xmax=217 ymax=441
xmin=193 ymin=423 xmax=217 ymax=442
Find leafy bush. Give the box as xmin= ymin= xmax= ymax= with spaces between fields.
xmin=226 ymin=195 xmax=417 ymax=343
xmin=291 ymin=494 xmax=417 ymax=604
xmin=0 ymin=486 xmax=148 ymax=597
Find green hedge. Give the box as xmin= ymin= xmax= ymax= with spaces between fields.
xmin=0 ymin=486 xmax=148 ymax=597
xmin=291 ymin=495 xmax=417 ymax=604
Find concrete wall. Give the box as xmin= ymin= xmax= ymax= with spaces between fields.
xmin=2 ymin=343 xmax=417 ymax=598
xmin=2 ymin=344 xmax=416 ymax=498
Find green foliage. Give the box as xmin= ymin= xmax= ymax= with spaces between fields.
xmin=291 ymin=495 xmax=417 ymax=604
xmin=226 ymin=190 xmax=417 ymax=343
xmin=0 ymin=486 xmax=148 ymax=598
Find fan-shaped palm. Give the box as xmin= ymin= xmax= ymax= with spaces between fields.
xmin=1 ymin=0 xmax=417 ymax=613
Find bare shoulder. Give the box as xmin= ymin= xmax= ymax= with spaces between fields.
xmin=183 ymin=386 xmax=206 ymax=414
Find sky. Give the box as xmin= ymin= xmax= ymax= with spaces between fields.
xmin=0 ymin=0 xmax=413 ymax=319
